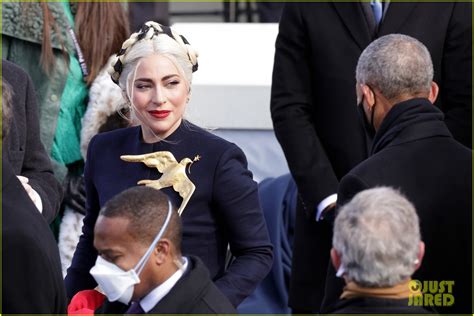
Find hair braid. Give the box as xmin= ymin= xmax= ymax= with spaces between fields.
xmin=109 ymin=21 xmax=198 ymax=84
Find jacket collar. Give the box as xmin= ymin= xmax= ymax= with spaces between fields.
xmin=341 ymin=279 xmax=416 ymax=300
xmin=371 ymin=98 xmax=451 ymax=155
xmin=148 ymin=256 xmax=211 ymax=314
xmin=139 ymin=257 xmax=188 ymax=313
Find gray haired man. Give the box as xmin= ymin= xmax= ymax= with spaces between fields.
xmin=322 ymin=34 xmax=472 ymax=314
xmin=328 ymin=187 xmax=432 ymax=313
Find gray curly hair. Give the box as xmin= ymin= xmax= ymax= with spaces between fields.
xmin=356 ymin=34 xmax=433 ymax=101
xmin=333 ymin=187 xmax=421 ymax=288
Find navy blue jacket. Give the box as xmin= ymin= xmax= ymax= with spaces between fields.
xmin=65 ymin=121 xmax=273 ymax=307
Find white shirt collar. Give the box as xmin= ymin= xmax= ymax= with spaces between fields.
xmin=139 ymin=257 xmax=188 ymax=313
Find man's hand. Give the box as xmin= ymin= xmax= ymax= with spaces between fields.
xmin=17 ymin=175 xmax=43 ymax=213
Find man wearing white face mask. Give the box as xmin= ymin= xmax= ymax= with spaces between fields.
xmin=85 ymin=186 xmax=235 ymax=314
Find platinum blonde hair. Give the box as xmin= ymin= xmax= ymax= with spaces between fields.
xmin=109 ymin=21 xmax=198 ymax=101
xmin=333 ymin=187 xmax=421 ymax=287
xmin=108 ymin=22 xmax=199 ymax=139
xmin=356 ymin=34 xmax=433 ymax=100
xmin=119 ymin=34 xmax=195 ymax=98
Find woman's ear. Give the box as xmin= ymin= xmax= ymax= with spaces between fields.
xmin=186 ymin=86 xmax=191 ymax=104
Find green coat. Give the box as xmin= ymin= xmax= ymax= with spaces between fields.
xmin=2 ymin=2 xmax=80 ymax=181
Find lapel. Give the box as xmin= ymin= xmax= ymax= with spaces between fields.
xmin=331 ymin=1 xmax=373 ymax=50
xmin=378 ymin=2 xmax=418 ymax=35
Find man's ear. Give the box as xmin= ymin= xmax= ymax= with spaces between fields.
xmin=415 ymin=241 xmax=425 ymax=271
xmin=428 ymin=81 xmax=439 ymax=104
xmin=330 ymin=248 xmax=341 ymax=271
xmin=361 ymin=84 xmax=375 ymax=109
xmin=153 ymin=240 xmax=171 ymax=264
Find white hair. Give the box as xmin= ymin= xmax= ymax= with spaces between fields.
xmin=110 ymin=25 xmax=199 ymax=140
xmin=333 ymin=187 xmax=421 ymax=287
xmin=118 ymin=34 xmax=194 ymax=97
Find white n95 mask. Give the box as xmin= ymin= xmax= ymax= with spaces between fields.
xmin=90 ymin=256 xmax=140 ymax=304
xmin=90 ymin=200 xmax=173 ymax=304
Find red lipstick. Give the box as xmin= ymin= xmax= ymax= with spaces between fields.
xmin=148 ymin=110 xmax=171 ymax=119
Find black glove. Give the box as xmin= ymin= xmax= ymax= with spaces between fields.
xmin=63 ymin=173 xmax=86 ymax=215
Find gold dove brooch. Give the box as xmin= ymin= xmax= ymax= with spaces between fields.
xmin=121 ymin=151 xmax=200 ymax=216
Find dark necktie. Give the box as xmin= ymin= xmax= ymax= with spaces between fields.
xmin=125 ymin=301 xmax=145 ymax=314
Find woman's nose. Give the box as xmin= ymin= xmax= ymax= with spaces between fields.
xmin=152 ymin=87 xmax=167 ymax=105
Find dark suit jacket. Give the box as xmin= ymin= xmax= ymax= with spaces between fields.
xmin=2 ymin=59 xmax=62 ymax=223
xmin=96 ymin=256 xmax=236 ymax=314
xmin=238 ymin=174 xmax=297 ymax=314
xmin=270 ymin=2 xmax=471 ymax=311
xmin=324 ymin=98 xmax=472 ymax=314
xmin=65 ymin=122 xmax=273 ymax=307
xmin=2 ymin=159 xmax=67 ymax=314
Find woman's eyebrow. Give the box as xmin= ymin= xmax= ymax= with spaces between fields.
xmin=162 ymin=74 xmax=179 ymax=81
xmin=135 ymin=74 xmax=179 ymax=82
xmin=134 ymin=78 xmax=153 ymax=83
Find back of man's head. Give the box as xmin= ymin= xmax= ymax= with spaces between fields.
xmin=100 ymin=186 xmax=182 ymax=255
xmin=333 ymin=187 xmax=421 ymax=288
xmin=356 ymin=34 xmax=433 ymax=101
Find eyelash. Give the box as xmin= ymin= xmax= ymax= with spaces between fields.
xmin=135 ymin=84 xmax=151 ymax=90
xmin=134 ymin=81 xmax=180 ymax=89
xmin=99 ymin=253 xmax=119 ymax=262
xmin=167 ymin=81 xmax=180 ymax=87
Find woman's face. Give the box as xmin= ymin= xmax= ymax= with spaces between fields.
xmin=130 ymin=54 xmax=189 ymax=142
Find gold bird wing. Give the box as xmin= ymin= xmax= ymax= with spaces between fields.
xmin=172 ymin=173 xmax=196 ymax=216
xmin=121 ymin=151 xmax=178 ymax=173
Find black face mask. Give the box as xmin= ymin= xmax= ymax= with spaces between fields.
xmin=357 ymin=98 xmax=376 ymax=139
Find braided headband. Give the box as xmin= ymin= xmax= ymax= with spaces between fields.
xmin=110 ymin=21 xmax=198 ymax=84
